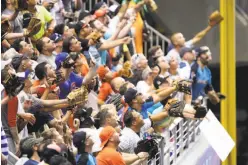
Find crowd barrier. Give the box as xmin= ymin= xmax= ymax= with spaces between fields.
xmin=147 ymin=118 xmax=202 ymax=165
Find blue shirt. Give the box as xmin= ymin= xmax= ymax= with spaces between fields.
xmin=191 ymin=63 xmax=213 ymax=100
xmin=59 ymin=71 xmax=84 ymax=99
xmin=76 ymin=153 xmax=97 ymax=165
xmin=128 ymin=97 xmax=154 ymax=119
xmin=24 ymin=159 xmax=39 ymax=165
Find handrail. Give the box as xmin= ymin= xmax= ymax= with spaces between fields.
xmin=145 ymin=22 xmax=171 ymax=44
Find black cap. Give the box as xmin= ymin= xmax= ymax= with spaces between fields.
xmin=124 ymin=88 xmax=138 ymax=104
xmin=179 ymin=47 xmax=193 ymax=58
xmin=11 ymin=55 xmax=29 ymax=71
xmin=79 ymin=11 xmax=91 ymax=21
xmin=74 ymin=21 xmax=87 ymax=35
xmin=50 ymin=33 xmax=63 ymax=43
xmin=153 ymin=76 xmax=169 ymax=89
xmin=90 ymin=2 xmax=105 ymax=14
xmin=73 ymin=131 xmax=86 ymax=149
xmin=194 ymin=47 xmax=209 ymax=56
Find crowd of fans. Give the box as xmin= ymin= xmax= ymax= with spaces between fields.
xmin=1 ymin=0 xmax=224 ymax=164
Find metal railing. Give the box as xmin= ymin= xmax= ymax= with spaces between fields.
xmin=144 ymin=22 xmax=171 ymax=56
xmin=83 ymin=0 xmax=171 ymax=56
xmin=147 ymin=118 xmax=202 ymax=165
xmin=236 ymin=0 xmax=248 ymax=15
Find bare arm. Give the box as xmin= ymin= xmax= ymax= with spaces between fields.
xmin=122 ymin=153 xmax=140 ymax=165
xmin=152 ymin=86 xmax=177 ymax=104
xmin=118 ymin=20 xmax=134 ymax=38
xmin=9 ymin=127 xmax=20 ymax=147
xmin=3 ymin=33 xmax=25 ymax=40
xmin=191 ymin=26 xmax=212 ymax=45
xmin=1 ymin=10 xmax=19 ymax=21
xmin=1 ymin=96 xmax=10 ymax=105
xmin=99 ymin=37 xmax=131 ymax=50
xmin=48 ymin=19 xmax=56 ymax=30
xmin=134 ymin=0 xmax=149 ymax=12
xmin=208 ymin=90 xmax=220 ymax=105
xmin=82 ymin=64 xmax=97 ymax=85
xmin=150 ymin=111 xmax=169 ymax=122
xmin=117 ymin=1 xmax=130 ymax=20
xmin=41 ymin=104 xmax=68 ymax=112
xmin=61 ymin=111 xmax=73 ymax=123
xmin=41 ymin=99 xmax=68 ymax=107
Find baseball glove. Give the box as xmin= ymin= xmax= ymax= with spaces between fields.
xmin=1 ymin=70 xmax=25 ymax=96
xmin=172 ymin=79 xmax=191 ymax=95
xmin=86 ymin=31 xmax=102 ymax=43
xmin=194 ymin=105 xmax=208 ymax=118
xmin=134 ymin=139 xmax=158 ymax=159
xmin=118 ymin=61 xmax=133 ymax=78
xmin=167 ymin=99 xmax=186 ymax=118
xmin=208 ymin=11 xmax=224 ymax=27
xmin=23 ymin=17 xmax=42 ymax=37
xmin=67 ymin=85 xmax=88 ymax=105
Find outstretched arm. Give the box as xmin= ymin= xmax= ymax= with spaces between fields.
xmin=191 ymin=26 xmax=212 ymax=45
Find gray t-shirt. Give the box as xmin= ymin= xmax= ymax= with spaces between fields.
xmin=2 ymin=9 xmax=23 ymax=33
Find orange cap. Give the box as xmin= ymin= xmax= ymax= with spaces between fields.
xmin=94 ymin=9 xmax=106 ymax=18
xmin=97 ymin=65 xmax=108 ymax=79
xmin=100 ymin=126 xmax=116 ymax=148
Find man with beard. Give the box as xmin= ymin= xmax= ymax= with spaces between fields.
xmin=191 ymin=47 xmax=220 ymax=104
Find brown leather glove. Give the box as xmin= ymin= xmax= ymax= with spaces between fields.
xmin=208 ymin=10 xmax=224 ymax=27
xmin=23 ymin=17 xmax=42 ymax=37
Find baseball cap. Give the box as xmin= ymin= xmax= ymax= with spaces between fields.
xmin=55 ymin=52 xmax=69 ymax=70
xmin=90 ymin=2 xmax=105 ymax=14
xmin=73 ymin=131 xmax=87 ymax=149
xmin=79 ymin=10 xmax=91 ymax=21
xmin=50 ymin=33 xmax=63 ymax=43
xmin=194 ymin=47 xmax=209 ymax=56
xmin=11 ymin=55 xmax=29 ymax=71
xmin=74 ymin=21 xmax=88 ymax=35
xmin=153 ymin=76 xmax=169 ymax=89
xmin=179 ymin=47 xmax=193 ymax=58
xmin=97 ymin=66 xmax=108 ymax=79
xmin=99 ymin=126 xmax=116 ymax=148
xmin=22 ymin=136 xmax=43 ymax=151
xmin=94 ymin=9 xmax=107 ymax=18
xmin=124 ymin=88 xmax=138 ymax=104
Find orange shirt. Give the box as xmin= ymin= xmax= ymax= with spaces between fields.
xmin=80 ymin=54 xmax=89 ymax=77
xmin=97 ymin=147 xmax=126 ymax=165
xmin=98 ymin=82 xmax=113 ymax=102
xmin=32 ymin=80 xmax=56 ymax=98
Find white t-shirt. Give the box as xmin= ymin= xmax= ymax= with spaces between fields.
xmin=78 ymin=128 xmax=102 ymax=153
xmin=119 ymin=119 xmax=152 ymax=153
xmin=37 ymin=53 xmax=57 ymax=69
xmin=165 ymin=40 xmax=194 ymax=63
xmin=136 ymin=81 xmax=152 ymax=98
xmin=178 ymin=60 xmax=191 ymax=80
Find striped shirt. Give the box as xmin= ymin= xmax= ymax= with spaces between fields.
xmin=1 ymin=124 xmax=8 ymax=157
